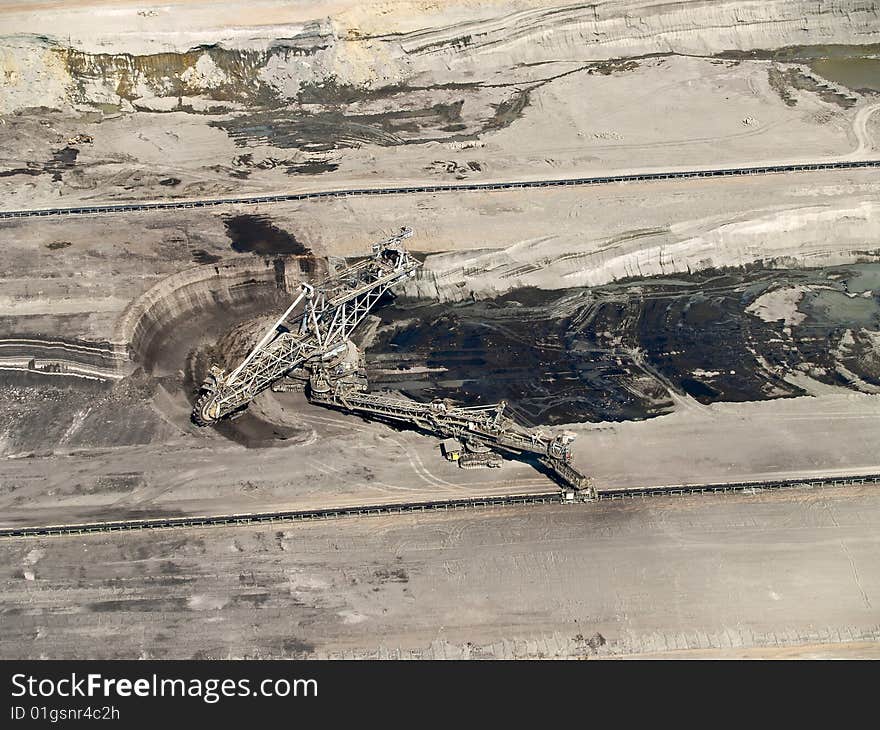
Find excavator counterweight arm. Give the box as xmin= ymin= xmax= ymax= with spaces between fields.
xmin=308 ymin=381 xmax=593 ymax=495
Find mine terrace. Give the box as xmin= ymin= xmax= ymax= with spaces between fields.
xmin=0 ymin=0 xmax=879 ymax=660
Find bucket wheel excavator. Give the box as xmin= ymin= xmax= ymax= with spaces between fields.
xmin=192 ymin=227 xmax=593 ymax=497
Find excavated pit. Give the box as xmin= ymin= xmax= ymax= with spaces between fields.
xmin=119 ymin=253 xmax=317 ymax=376
xmin=170 ymin=260 xmax=880 ymax=446
xmin=365 ymin=263 xmax=880 ymax=425
xmin=100 ymin=248 xmax=320 ymax=448
xmin=186 ymin=314 xmax=315 ymax=449
xmin=0 ymin=251 xmax=318 ymax=456
xmin=165 ymin=259 xmax=880 ymax=446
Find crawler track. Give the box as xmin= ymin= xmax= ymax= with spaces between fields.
xmin=1 ymin=159 xmax=878 ymax=220
xmin=2 ymin=473 xmax=879 ymax=539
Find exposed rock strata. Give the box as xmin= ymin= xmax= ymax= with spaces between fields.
xmin=405 ymin=200 xmax=880 ymax=301
xmin=115 ymin=254 xmax=316 ymax=368
xmin=1 ymin=1 xmax=878 ymax=113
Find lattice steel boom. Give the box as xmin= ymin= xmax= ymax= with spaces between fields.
xmin=192 ymin=227 xmax=420 ymax=425
xmin=193 ymin=225 xmax=592 ymax=495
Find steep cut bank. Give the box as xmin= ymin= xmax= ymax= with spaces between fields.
xmin=0 ymin=337 xmax=126 ymax=382
xmin=0 ymin=256 xmax=314 ymax=384
xmin=115 ymin=254 xmax=317 ymax=374
xmin=3 ymin=1 xmax=879 ymax=68
xmin=404 ymin=200 xmax=880 ymax=302
xmin=1 ymin=1 xmax=877 ymax=112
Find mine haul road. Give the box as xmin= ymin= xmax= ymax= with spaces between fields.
xmin=0 ymin=159 xmax=878 ymax=219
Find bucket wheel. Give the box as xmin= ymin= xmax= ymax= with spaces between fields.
xmin=191 ymin=386 xmax=220 ymax=426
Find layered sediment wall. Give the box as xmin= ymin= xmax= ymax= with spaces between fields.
xmin=0 ymin=337 xmax=126 ymax=382
xmin=0 ymin=255 xmax=316 ymax=383
xmin=1 ymin=1 xmax=878 ymax=113
xmin=406 ymin=200 xmax=880 ymax=301
xmin=114 ymin=254 xmax=316 ymax=369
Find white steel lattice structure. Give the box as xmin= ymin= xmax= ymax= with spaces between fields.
xmin=192 ymin=227 xmax=420 ymax=425
xmin=193 ymin=225 xmax=591 ymax=495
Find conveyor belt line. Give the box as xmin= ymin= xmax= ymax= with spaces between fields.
xmin=1 ymin=160 xmax=877 ymax=219
xmin=2 ymin=473 xmax=879 ymax=539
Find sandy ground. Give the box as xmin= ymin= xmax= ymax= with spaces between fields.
xmin=613 ymin=641 xmax=880 ymax=660
xmin=2 ymin=167 xmax=877 ymax=345
xmin=1 ymin=57 xmax=875 ymax=211
xmin=2 ymin=166 xmax=880 ymax=527
xmin=1 ymin=2 xmax=878 ymax=210
xmin=575 ymin=391 xmax=880 ymax=488
xmin=1 ymin=0 xmax=880 ymax=659
xmin=3 ymin=384 xmax=880 ymax=529
xmin=0 ymin=391 xmax=553 ymax=528
xmin=2 ymin=484 xmax=879 ymax=659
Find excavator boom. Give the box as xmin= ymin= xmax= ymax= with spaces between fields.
xmin=192 ymin=227 xmax=420 ymax=425
xmin=192 ymin=226 xmax=592 ymax=496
